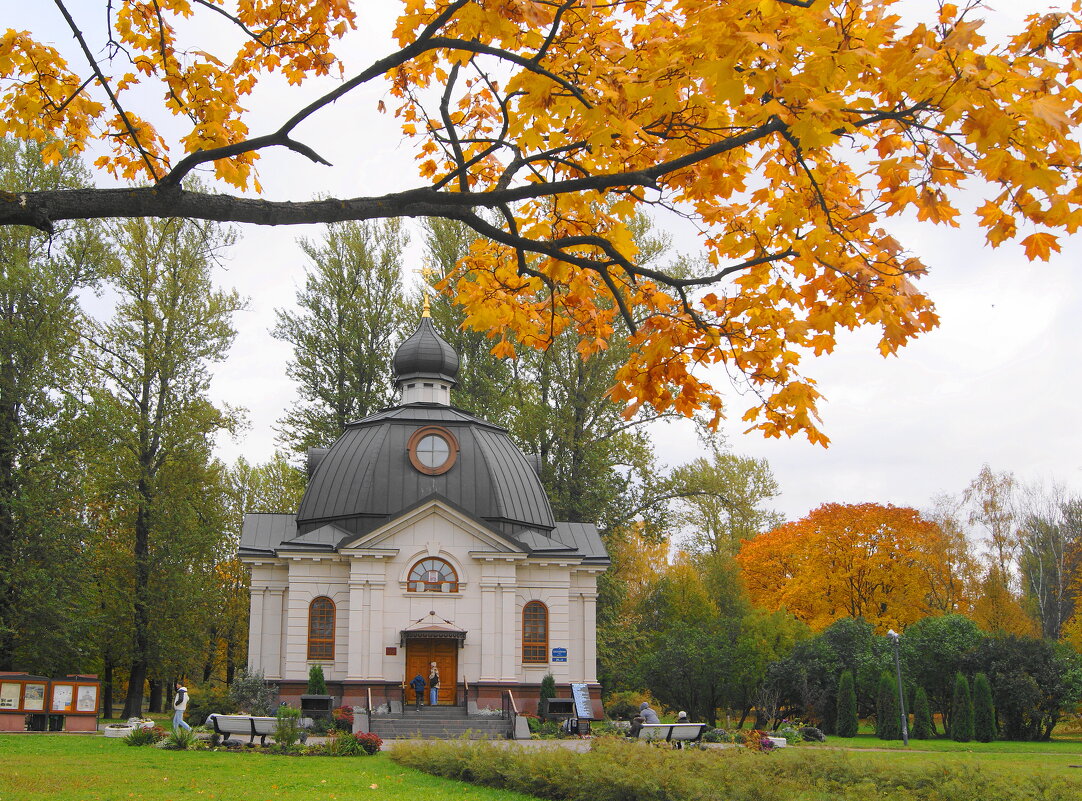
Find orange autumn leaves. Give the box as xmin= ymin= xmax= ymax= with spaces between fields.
xmin=736 ymin=502 xmax=960 ymax=633
xmin=4 ymin=2 xmax=1082 ymax=442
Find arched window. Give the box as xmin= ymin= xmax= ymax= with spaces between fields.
xmin=522 ymin=601 xmax=548 ymax=664
xmin=307 ymin=597 xmax=335 ymax=661
xmin=407 ymin=558 xmax=459 ymax=593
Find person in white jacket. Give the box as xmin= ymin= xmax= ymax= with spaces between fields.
xmin=172 ymin=685 xmax=191 ymax=731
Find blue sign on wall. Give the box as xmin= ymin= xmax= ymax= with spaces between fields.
xmin=551 ymin=647 xmax=567 ymax=662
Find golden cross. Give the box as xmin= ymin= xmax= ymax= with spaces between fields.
xmin=415 ymin=266 xmax=440 ymax=317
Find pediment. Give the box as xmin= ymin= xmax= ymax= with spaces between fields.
xmin=338 ymin=497 xmax=524 ymax=556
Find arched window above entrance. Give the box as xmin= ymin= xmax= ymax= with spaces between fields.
xmin=307 ymin=597 xmax=335 ymax=661
xmin=407 ymin=558 xmax=459 ymax=593
xmin=522 ymin=601 xmax=548 ymax=664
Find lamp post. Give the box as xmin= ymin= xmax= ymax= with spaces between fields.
xmin=887 ymin=629 xmax=909 ymax=746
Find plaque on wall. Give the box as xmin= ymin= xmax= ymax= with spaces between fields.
xmin=551 ymin=647 xmax=567 ymax=663
xmin=23 ymin=684 xmax=45 ymax=711
xmin=570 ymin=683 xmax=593 ymax=720
xmin=76 ymin=685 xmax=98 ymax=713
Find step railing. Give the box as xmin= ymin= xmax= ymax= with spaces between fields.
xmin=502 ymin=689 xmax=519 ymax=729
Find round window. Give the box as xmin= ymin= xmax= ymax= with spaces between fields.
xmin=407 ymin=426 xmax=458 ymax=475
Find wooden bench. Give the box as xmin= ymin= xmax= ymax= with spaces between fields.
xmin=635 ymin=723 xmax=708 ymax=743
xmin=205 ymin=714 xmax=309 ymax=746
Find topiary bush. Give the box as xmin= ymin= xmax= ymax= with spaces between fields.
xmin=835 ymin=670 xmax=858 ymax=737
xmin=912 ymin=686 xmax=935 ymax=740
xmin=537 ymin=673 xmax=556 ymax=719
xmin=307 ymin=664 xmax=328 ymax=696
xmin=876 ymin=672 xmax=901 ymax=740
xmin=950 ymin=672 xmax=974 ymax=742
xmin=973 ymin=672 xmax=997 ymax=742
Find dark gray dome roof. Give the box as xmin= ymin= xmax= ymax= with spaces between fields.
xmin=296 ymin=405 xmax=555 ymax=535
xmin=393 ymin=317 xmax=459 ymax=385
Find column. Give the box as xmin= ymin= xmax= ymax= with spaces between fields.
xmin=500 ymin=584 xmax=516 ymax=680
xmin=581 ymin=591 xmax=598 ymax=683
xmin=479 ymin=582 xmax=498 ymax=680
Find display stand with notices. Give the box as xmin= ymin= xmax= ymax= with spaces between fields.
xmin=0 ymin=673 xmax=100 ymax=732
xmin=568 ymin=683 xmax=595 ymax=735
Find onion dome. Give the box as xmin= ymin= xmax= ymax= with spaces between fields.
xmin=393 ymin=317 xmax=460 ymax=405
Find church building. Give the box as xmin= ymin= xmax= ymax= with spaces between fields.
xmin=240 ymin=312 xmax=609 ymax=718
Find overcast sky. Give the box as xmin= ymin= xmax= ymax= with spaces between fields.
xmin=25 ymin=1 xmax=1082 ymax=523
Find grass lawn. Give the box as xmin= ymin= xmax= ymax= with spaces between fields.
xmin=0 ymin=735 xmax=538 ymax=801
xmin=791 ymin=737 xmax=1082 ymax=782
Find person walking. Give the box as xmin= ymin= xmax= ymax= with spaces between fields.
xmin=409 ymin=673 xmax=426 ymax=710
xmin=172 ymin=685 xmax=191 ymax=731
xmin=428 ymin=662 xmax=440 ymax=707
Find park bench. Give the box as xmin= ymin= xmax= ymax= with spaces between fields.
xmin=205 ymin=713 xmax=309 ymax=746
xmin=635 ymin=722 xmax=708 ymax=744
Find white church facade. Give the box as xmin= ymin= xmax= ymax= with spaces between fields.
xmin=240 ymin=314 xmax=609 ymax=716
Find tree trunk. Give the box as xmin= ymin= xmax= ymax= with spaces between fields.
xmin=148 ymin=679 xmax=163 ymax=713
xmin=738 ymin=706 xmax=750 ymax=728
xmin=102 ymin=655 xmax=114 ymax=720
xmin=0 ymin=370 xmax=19 ymax=672
xmin=122 ymin=477 xmax=153 ymax=719
xmin=226 ymin=638 xmax=236 ymax=685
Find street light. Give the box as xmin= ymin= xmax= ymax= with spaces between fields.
xmin=887 ymin=629 xmax=909 ymax=746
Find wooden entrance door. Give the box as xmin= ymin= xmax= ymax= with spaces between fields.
xmin=405 ymin=640 xmax=458 ymax=706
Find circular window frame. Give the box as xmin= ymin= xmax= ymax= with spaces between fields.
xmin=407 ymin=426 xmax=459 ymax=475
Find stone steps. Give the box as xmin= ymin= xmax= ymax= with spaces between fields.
xmin=369 ymin=707 xmax=511 ymax=739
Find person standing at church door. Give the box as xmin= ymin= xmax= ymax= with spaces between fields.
xmin=428 ymin=662 xmax=440 ymax=706
xmin=409 ymin=673 xmax=426 ymax=710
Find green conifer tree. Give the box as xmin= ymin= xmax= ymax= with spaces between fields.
xmin=538 ymin=673 xmax=557 ymax=719
xmin=835 ymin=670 xmax=859 ymax=737
xmin=876 ymin=672 xmax=901 ymax=740
xmin=972 ymin=672 xmax=997 ymax=742
xmin=950 ymin=672 xmax=974 ymax=742
xmin=307 ymin=664 xmax=328 ymax=696
xmin=912 ymin=686 xmax=935 ymax=739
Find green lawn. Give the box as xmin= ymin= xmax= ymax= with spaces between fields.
xmin=0 ymin=736 xmax=538 ymax=801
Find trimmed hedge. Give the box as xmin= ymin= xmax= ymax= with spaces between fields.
xmin=390 ymin=737 xmax=1078 ymax=801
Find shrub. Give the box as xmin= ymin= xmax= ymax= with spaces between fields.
xmin=835 ymin=670 xmax=858 ymax=737
xmin=325 ymin=731 xmax=382 ymax=756
xmin=275 ymin=704 xmax=303 ymax=748
xmin=973 ymin=672 xmax=997 ymax=742
xmin=950 ymin=672 xmax=974 ymax=742
xmin=186 ymin=686 xmax=237 ymax=726
xmin=799 ymin=726 xmax=825 ymax=742
xmin=331 ymin=705 xmax=355 ymax=732
xmin=307 ymin=664 xmax=327 ymax=696
xmin=124 ymin=725 xmax=167 ymax=746
xmin=230 ymin=669 xmax=277 ymax=716
xmin=912 ymin=686 xmax=935 ymax=740
xmin=390 ymin=738 xmax=1081 ymax=801
xmin=602 ymin=690 xmax=650 ymax=721
xmin=160 ymin=726 xmax=202 ymax=750
xmin=537 ymin=673 xmax=556 ymax=719
xmin=701 ymin=727 xmax=732 ymax=743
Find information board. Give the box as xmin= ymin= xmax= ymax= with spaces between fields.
xmin=551 ymin=647 xmax=567 ymax=663
xmin=570 ymin=683 xmax=593 ymax=720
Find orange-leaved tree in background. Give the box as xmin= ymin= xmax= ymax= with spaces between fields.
xmin=3 ymin=2 xmax=1082 ymax=436
xmin=736 ymin=502 xmax=962 ymax=632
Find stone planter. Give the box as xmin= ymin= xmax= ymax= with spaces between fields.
xmin=103 ymin=725 xmax=134 ymax=738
